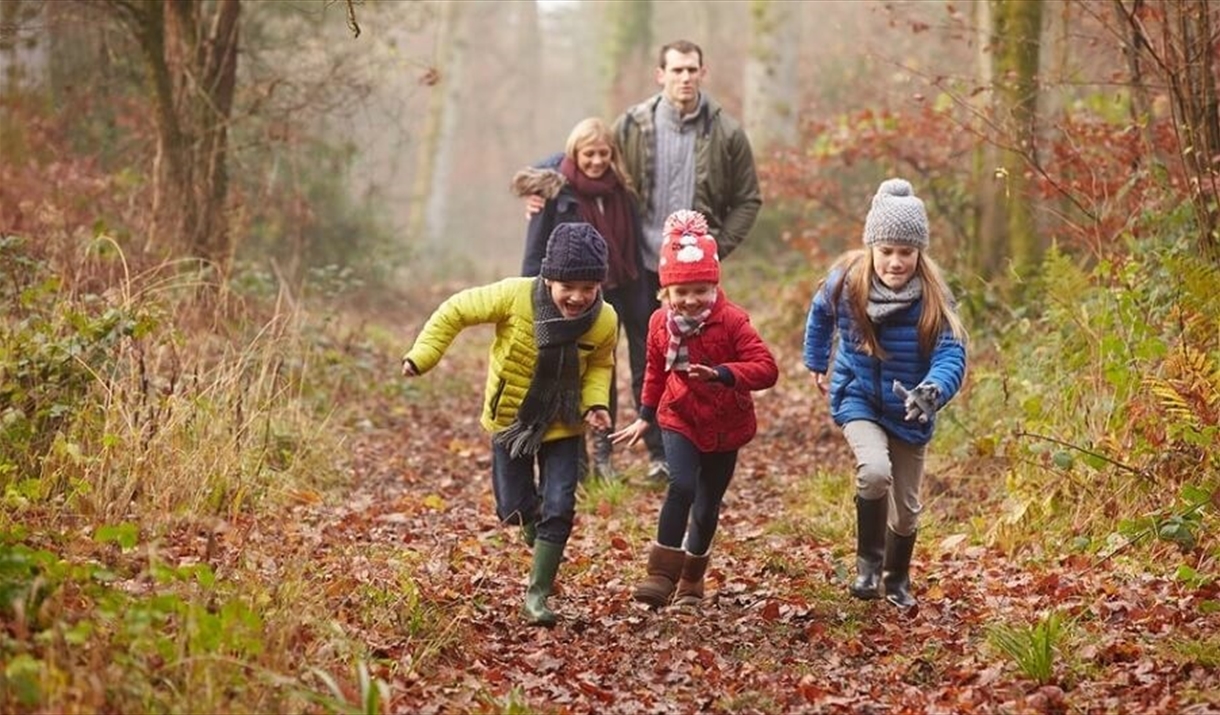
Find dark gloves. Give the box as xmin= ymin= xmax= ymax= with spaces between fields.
xmin=892 ymin=380 xmax=941 ymax=424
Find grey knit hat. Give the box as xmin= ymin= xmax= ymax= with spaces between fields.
xmin=541 ymin=222 xmax=608 ymax=283
xmin=863 ymin=178 xmax=929 ymax=250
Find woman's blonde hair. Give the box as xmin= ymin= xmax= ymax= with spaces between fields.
xmin=564 ymin=117 xmax=637 ymax=198
xmin=828 ymin=248 xmax=967 ymax=358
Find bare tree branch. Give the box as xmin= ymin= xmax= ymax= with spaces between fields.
xmin=346 ymin=0 xmax=361 ymax=38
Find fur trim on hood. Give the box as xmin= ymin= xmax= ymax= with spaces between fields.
xmin=511 ymin=167 xmax=566 ymax=199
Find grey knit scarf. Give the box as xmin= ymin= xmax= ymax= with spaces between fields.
xmin=866 ymin=274 xmax=923 ymax=323
xmin=494 ymin=278 xmax=602 ymax=458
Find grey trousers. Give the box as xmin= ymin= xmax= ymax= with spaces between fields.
xmin=842 ymin=420 xmax=926 ymax=536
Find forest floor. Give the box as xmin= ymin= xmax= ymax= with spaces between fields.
xmin=173 ymin=284 xmax=1220 ymax=715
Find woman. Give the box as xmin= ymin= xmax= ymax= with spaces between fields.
xmin=513 ymin=117 xmax=662 ymax=480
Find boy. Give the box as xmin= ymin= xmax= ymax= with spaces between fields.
xmin=401 ymin=223 xmax=618 ymax=626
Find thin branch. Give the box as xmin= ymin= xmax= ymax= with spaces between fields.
xmin=1014 ymin=430 xmax=1153 ymax=481
xmin=345 ymin=0 xmax=361 ymax=38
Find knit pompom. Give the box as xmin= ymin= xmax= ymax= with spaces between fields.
xmin=875 ymin=178 xmax=914 ymax=199
xmin=663 ymin=209 xmax=710 ymax=244
xmin=863 ymin=177 xmax=929 ymax=250
xmin=658 ymin=209 xmax=720 ymax=287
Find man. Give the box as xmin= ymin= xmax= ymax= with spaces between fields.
xmin=526 ymin=39 xmax=763 ymax=481
xmin=614 ymin=40 xmax=762 ymax=280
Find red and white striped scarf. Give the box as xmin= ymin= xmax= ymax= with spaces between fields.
xmin=664 ymin=300 xmax=715 ymax=372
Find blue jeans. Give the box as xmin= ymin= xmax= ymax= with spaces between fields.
xmin=655 ymin=430 xmax=738 ymax=555
xmin=491 ymin=435 xmax=581 ymax=545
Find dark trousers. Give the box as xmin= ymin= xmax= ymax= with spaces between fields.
xmin=605 ymin=270 xmax=664 ymax=461
xmin=655 ymin=430 xmax=738 ymax=555
xmin=491 ymin=435 xmax=581 ymax=545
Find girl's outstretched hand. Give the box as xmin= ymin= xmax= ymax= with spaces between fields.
xmin=810 ymin=371 xmax=828 ymax=395
xmin=687 ymin=363 xmax=717 ymax=382
xmin=609 ymin=418 xmax=649 ymax=447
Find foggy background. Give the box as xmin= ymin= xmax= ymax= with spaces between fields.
xmin=302 ymin=0 xmax=965 ymax=279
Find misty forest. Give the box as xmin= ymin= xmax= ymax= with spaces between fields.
xmin=2 ymin=0 xmax=1219 ymax=713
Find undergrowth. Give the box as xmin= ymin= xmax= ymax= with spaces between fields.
xmin=0 ymin=231 xmax=429 ymax=713
xmin=945 ymin=232 xmax=1219 ymax=570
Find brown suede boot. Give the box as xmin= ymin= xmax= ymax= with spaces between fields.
xmin=673 ymin=551 xmax=711 ymax=608
xmin=632 ymin=543 xmax=685 ymax=607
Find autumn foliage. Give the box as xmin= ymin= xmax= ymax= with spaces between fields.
xmin=3 ymin=1 xmax=1220 ymax=713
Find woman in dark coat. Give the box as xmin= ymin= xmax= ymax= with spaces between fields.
xmin=513 ymin=117 xmax=662 ymax=479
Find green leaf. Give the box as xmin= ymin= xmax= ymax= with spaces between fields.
xmin=94 ymin=522 xmax=139 ymax=551
xmin=63 ymin=619 xmax=94 ymax=645
xmin=1181 ymin=484 xmax=1210 ymax=507
xmin=4 ymin=654 xmax=42 ymax=706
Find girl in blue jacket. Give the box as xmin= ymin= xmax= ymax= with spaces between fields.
xmin=803 ymin=178 xmax=967 ymax=609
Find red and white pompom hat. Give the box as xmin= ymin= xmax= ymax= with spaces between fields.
xmin=658 ymin=209 xmax=720 ymax=287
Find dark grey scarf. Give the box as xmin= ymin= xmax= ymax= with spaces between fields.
xmin=867 ymin=274 xmax=923 ymax=323
xmin=494 ymin=278 xmax=603 ymax=458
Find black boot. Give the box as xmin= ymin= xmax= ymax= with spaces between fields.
xmin=849 ymin=496 xmax=886 ymax=600
xmin=883 ymin=528 xmax=917 ymax=609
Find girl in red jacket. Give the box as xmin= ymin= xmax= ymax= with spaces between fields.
xmin=611 ymin=210 xmax=778 ymax=609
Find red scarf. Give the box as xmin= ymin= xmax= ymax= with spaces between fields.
xmin=559 ymin=156 xmax=639 ymax=289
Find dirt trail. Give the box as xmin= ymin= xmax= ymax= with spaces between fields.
xmin=293 ymin=312 xmax=1219 ymax=715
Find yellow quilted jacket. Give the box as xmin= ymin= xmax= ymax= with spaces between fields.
xmin=403 ymin=277 xmax=618 ymax=441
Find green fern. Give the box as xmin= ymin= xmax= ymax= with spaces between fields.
xmin=987 ymin=610 xmax=1065 ymax=685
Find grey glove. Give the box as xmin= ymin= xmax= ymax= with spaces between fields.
xmin=892 ymin=380 xmax=941 ymax=423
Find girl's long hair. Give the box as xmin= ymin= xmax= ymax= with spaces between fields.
xmin=564 ymin=117 xmax=637 ymax=198
xmin=828 ymin=248 xmax=968 ymax=358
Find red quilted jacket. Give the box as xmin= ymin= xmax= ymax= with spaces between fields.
xmin=641 ymin=289 xmax=779 ymax=452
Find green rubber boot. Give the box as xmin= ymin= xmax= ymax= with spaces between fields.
xmin=523 ymin=539 xmax=565 ymax=626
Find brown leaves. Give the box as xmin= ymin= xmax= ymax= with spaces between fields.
xmin=155 ymin=307 xmax=1216 ymax=714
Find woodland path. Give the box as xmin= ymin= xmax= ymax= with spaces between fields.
xmin=265 ymin=299 xmax=1219 ymax=715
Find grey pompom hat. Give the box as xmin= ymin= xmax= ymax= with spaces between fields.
xmin=863 ymin=178 xmax=929 ymax=250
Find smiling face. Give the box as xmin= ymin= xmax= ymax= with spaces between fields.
xmin=871 ymin=243 xmax=920 ymax=290
xmin=665 ymin=282 xmax=717 ymax=317
xmin=655 ymin=49 xmax=705 ymax=114
xmin=575 ymin=138 xmax=612 ymax=180
xmin=547 ymin=279 xmax=600 ymax=319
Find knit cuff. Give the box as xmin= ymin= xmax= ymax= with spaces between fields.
xmin=640 ymin=405 xmax=658 ymax=423
xmin=714 ymin=366 xmax=735 ymax=386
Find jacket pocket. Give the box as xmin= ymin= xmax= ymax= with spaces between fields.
xmin=832 ymin=373 xmax=855 ymax=406
xmin=488 ymin=378 xmax=507 ymax=420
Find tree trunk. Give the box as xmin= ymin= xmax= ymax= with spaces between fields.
xmin=513 ymin=0 xmax=542 ymax=152
xmin=743 ymin=0 xmax=799 ymax=154
xmin=601 ymin=0 xmax=652 ymax=118
xmin=972 ymin=0 xmax=1004 ymax=279
xmin=990 ymin=0 xmax=1044 ymax=279
xmin=408 ymin=0 xmax=464 ymax=250
xmin=1163 ymin=0 xmax=1220 ymax=259
xmin=104 ymin=0 xmax=240 ymax=268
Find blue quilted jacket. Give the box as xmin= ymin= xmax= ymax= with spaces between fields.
xmin=802 ymin=269 xmax=967 ymax=445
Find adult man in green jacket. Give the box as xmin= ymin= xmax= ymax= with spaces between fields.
xmin=611 ymin=39 xmax=762 ymax=480
xmin=614 ymin=39 xmax=762 ymax=274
